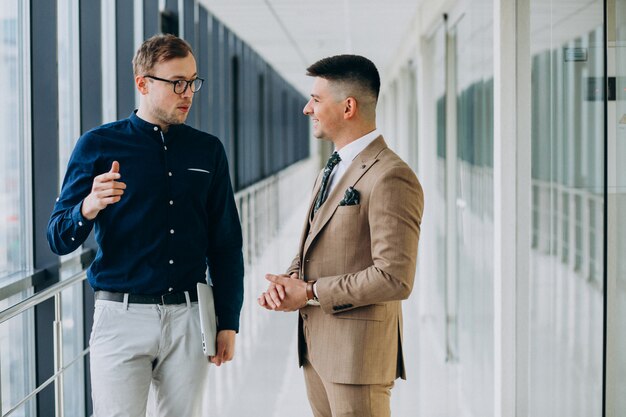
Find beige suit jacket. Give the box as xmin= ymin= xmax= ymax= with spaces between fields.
xmin=287 ymin=136 xmax=424 ymax=385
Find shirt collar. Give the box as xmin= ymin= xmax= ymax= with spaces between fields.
xmin=129 ymin=110 xmax=185 ymax=134
xmin=335 ymin=129 xmax=380 ymax=163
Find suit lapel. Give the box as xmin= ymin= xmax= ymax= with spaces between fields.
xmin=303 ymin=136 xmax=387 ymax=257
xmin=307 ymin=170 xmax=324 ymax=225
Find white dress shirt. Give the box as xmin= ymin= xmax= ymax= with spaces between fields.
xmin=311 ymin=128 xmax=380 ymax=300
xmin=326 ymin=129 xmax=380 ymax=196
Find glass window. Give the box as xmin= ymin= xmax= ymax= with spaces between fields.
xmin=0 ymin=0 xmax=29 ymax=281
xmin=57 ymin=4 xmax=87 ymax=416
xmin=454 ymin=2 xmax=494 ymax=415
xmin=430 ymin=23 xmax=448 ymax=354
xmin=0 ymin=292 xmax=36 ymax=417
xmin=60 ymin=259 xmax=86 ymax=417
xmin=529 ymin=1 xmax=604 ymax=415
xmin=57 ymin=0 xmax=81 ymax=188
xmin=607 ymin=0 xmax=626 ymax=413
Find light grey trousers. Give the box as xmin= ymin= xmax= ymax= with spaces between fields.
xmin=89 ymin=298 xmax=209 ymax=417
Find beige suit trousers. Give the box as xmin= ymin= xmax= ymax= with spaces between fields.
xmin=303 ymin=358 xmax=394 ymax=417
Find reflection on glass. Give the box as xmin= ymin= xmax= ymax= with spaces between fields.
xmin=609 ymin=0 xmax=626 ymax=413
xmin=454 ymin=1 xmax=494 ymax=415
xmin=529 ymin=0 xmax=604 ymax=415
xmin=431 ymin=24 xmax=447 ymax=351
xmin=0 ymin=293 xmax=36 ymax=417
xmin=60 ymin=258 xmax=85 ymax=417
xmin=0 ymin=1 xmax=24 ymax=279
xmin=58 ymin=0 xmax=81 ymax=187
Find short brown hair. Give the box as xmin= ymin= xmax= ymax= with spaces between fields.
xmin=132 ymin=34 xmax=193 ymax=75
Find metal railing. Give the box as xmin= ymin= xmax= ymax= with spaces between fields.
xmin=0 ymin=157 xmax=316 ymax=417
xmin=0 ymin=271 xmax=88 ymax=417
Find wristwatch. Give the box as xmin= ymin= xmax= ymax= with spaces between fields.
xmin=306 ymin=281 xmax=320 ymax=306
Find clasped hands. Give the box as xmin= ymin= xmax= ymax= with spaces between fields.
xmin=257 ymin=273 xmax=308 ymax=312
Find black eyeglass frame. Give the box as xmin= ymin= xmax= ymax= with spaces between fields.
xmin=143 ymin=75 xmax=204 ymax=94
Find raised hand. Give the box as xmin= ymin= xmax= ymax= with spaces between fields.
xmin=81 ymin=161 xmax=127 ymax=220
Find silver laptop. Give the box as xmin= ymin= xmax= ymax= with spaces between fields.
xmin=197 ymin=282 xmax=217 ymax=356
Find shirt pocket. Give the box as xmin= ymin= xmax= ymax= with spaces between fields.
xmin=179 ymin=167 xmax=213 ymax=197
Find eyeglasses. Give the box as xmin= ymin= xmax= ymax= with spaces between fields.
xmin=143 ymin=75 xmax=204 ymax=94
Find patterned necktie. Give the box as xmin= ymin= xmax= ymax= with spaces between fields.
xmin=314 ymin=152 xmax=341 ymax=214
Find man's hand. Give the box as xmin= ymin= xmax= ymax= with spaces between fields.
xmin=209 ymin=330 xmax=236 ymax=366
xmin=258 ymin=273 xmax=307 ymax=312
xmin=257 ymin=274 xmax=289 ymax=310
xmin=81 ymin=161 xmax=127 ymax=220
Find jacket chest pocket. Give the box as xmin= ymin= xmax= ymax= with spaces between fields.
xmin=328 ymin=204 xmax=363 ymax=242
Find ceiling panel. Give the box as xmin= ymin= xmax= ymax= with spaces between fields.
xmin=198 ymin=0 xmax=423 ymax=95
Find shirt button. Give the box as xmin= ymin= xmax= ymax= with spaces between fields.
xmin=164 ymin=146 xmax=168 ymax=151
xmin=170 ymin=229 xmax=175 ymax=234
xmin=71 ymin=237 xmax=75 ymax=241
xmin=153 ymin=126 xmax=158 ymax=131
xmin=56 ymin=197 xmax=59 ymax=202
xmin=168 ymin=287 xmax=173 ymax=292
xmin=169 ymin=200 xmax=174 ymax=205
xmin=78 ymin=221 xmax=83 ymax=227
xmin=169 ymin=260 xmax=174 ymax=265
xmin=168 ymin=172 xmax=172 ymax=177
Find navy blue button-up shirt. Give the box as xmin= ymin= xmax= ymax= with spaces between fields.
xmin=47 ymin=112 xmax=244 ymax=331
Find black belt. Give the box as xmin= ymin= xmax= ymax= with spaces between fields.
xmin=95 ymin=289 xmax=198 ymax=305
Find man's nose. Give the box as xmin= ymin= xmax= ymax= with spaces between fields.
xmin=303 ymin=100 xmax=312 ymax=115
xmin=182 ymin=84 xmax=194 ymax=98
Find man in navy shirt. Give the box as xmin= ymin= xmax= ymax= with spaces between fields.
xmin=48 ymin=34 xmax=243 ymax=416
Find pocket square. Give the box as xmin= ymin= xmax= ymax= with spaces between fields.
xmin=339 ymin=186 xmax=360 ymax=206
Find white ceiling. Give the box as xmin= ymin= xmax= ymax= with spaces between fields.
xmin=198 ymin=0 xmax=422 ymax=96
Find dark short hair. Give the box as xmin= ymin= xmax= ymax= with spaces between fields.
xmin=133 ymin=34 xmax=193 ymax=75
xmin=306 ymin=55 xmax=380 ymax=100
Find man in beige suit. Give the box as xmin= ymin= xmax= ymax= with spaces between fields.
xmin=258 ymin=55 xmax=423 ymax=417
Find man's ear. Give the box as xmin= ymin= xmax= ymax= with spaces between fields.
xmin=135 ymin=75 xmax=149 ymax=95
xmin=344 ymin=97 xmax=357 ymax=119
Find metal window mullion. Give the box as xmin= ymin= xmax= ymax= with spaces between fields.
xmin=20 ymin=0 xmax=33 ymax=275
xmin=494 ymin=0 xmax=531 ymax=416
xmin=134 ymin=0 xmax=144 ymax=108
xmin=15 ymin=6 xmax=36 ymax=411
xmin=444 ymin=20 xmax=459 ymax=363
xmin=101 ymin=0 xmax=117 ymax=123
xmin=53 ymin=293 xmax=64 ymax=417
xmin=178 ymin=0 xmax=184 ymax=38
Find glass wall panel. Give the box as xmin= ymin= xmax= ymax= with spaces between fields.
xmin=58 ymin=259 xmax=86 ymax=417
xmin=608 ymin=0 xmax=626 ymax=414
xmin=58 ymin=0 xmax=81 ymax=187
xmin=0 ymin=293 xmax=36 ymax=417
xmin=429 ymin=24 xmax=448 ymax=351
xmin=453 ymin=1 xmax=494 ymax=415
xmin=0 ymin=0 xmax=27 ymax=280
xmin=529 ymin=1 xmax=604 ymax=415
